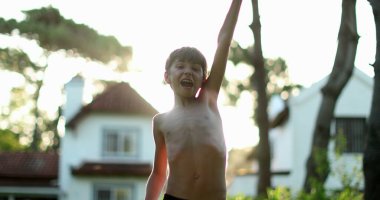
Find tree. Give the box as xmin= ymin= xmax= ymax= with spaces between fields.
xmin=228 ymin=44 xmax=301 ymax=102
xmin=249 ymin=0 xmax=271 ymax=196
xmin=0 ymin=48 xmax=44 ymax=150
xmin=226 ymin=0 xmax=300 ymax=196
xmin=0 ymin=129 xmax=25 ymax=151
xmin=0 ymin=6 xmax=132 ymax=151
xmin=228 ymin=49 xmax=299 ymax=198
xmin=303 ymin=0 xmax=359 ymax=192
xmin=363 ymin=1 xmax=380 ymax=199
xmin=0 ymin=6 xmax=131 ymax=70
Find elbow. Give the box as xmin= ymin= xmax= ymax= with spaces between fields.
xmin=151 ymin=168 xmax=167 ymax=180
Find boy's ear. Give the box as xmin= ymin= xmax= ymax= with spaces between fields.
xmin=164 ymin=71 xmax=170 ymax=84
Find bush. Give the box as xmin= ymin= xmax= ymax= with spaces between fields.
xmin=227 ymin=193 xmax=252 ymax=200
xmin=227 ymin=186 xmax=363 ymax=200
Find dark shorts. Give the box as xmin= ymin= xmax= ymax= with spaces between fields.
xmin=163 ymin=193 xmax=187 ymax=200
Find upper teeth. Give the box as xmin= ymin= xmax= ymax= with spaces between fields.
xmin=181 ymin=80 xmax=193 ymax=87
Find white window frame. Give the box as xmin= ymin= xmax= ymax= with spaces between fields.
xmin=94 ymin=183 xmax=135 ymax=200
xmin=102 ymin=127 xmax=140 ymax=158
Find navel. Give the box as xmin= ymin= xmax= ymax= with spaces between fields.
xmin=193 ymin=172 xmax=200 ymax=180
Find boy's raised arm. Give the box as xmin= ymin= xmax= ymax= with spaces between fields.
xmin=205 ymin=0 xmax=242 ymax=96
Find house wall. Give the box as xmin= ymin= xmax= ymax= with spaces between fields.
xmin=323 ymin=71 xmax=371 ymax=190
xmin=287 ymin=87 xmax=322 ymax=192
xmin=228 ymin=174 xmax=291 ymax=197
xmin=270 ymin=124 xmax=292 ymax=171
xmin=268 ymin=96 xmax=293 ymax=172
xmin=59 ymin=114 xmax=154 ymax=200
xmin=228 ymin=68 xmax=373 ymax=197
xmin=289 ymin=69 xmax=372 ymax=193
xmin=335 ymin=71 xmax=372 ymax=116
xmin=63 ymin=75 xmax=84 ymax=122
xmin=61 ymin=177 xmax=147 ymax=200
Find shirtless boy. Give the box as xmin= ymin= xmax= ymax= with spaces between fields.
xmin=145 ymin=0 xmax=242 ymax=199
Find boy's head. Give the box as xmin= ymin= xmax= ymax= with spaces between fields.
xmin=165 ymin=47 xmax=208 ymax=80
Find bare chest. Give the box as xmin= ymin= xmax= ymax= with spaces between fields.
xmin=163 ymin=106 xmax=222 ymax=137
xmin=161 ymin=106 xmax=225 ymax=159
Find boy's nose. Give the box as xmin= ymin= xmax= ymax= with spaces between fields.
xmin=184 ymin=68 xmax=192 ymax=75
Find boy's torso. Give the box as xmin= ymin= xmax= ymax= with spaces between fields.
xmin=158 ymin=101 xmax=227 ymax=199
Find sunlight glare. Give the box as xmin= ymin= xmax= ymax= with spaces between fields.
xmin=0 ymin=0 xmax=375 ymax=150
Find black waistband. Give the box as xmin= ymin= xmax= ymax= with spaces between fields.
xmin=163 ymin=193 xmax=187 ymax=200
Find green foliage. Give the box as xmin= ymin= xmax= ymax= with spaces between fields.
xmin=0 ymin=6 xmax=132 ymax=71
xmin=0 ymin=47 xmax=58 ymax=151
xmin=267 ymin=187 xmax=291 ymax=200
xmin=294 ymin=183 xmax=363 ymax=200
xmin=227 ymin=193 xmax=252 ymax=200
xmin=0 ymin=5 xmax=134 ymax=151
xmin=331 ymin=187 xmax=363 ymax=200
xmin=334 ymin=128 xmax=347 ymax=155
xmin=228 ymin=142 xmax=364 ymax=200
xmin=228 ymin=185 xmax=363 ymax=200
xmin=295 ymin=182 xmax=329 ymax=200
xmin=296 ymin=129 xmax=364 ymax=200
xmin=225 ymin=41 xmax=302 ymax=106
xmin=331 ymin=130 xmax=363 ymax=190
xmin=313 ymin=148 xmax=330 ymax=180
xmin=0 ymin=48 xmax=39 ymax=75
xmin=0 ymin=129 xmax=25 ymax=151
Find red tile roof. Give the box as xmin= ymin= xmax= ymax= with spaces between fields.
xmin=0 ymin=152 xmax=58 ymax=187
xmin=67 ymin=82 xmax=158 ymax=128
xmin=71 ymin=162 xmax=152 ymax=177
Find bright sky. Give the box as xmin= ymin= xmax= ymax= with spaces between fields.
xmin=0 ymin=0 xmax=376 ymax=150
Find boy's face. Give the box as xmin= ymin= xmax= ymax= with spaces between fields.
xmin=165 ymin=60 xmax=204 ymax=98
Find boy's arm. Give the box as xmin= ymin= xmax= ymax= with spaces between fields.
xmin=205 ymin=0 xmax=242 ymax=98
xmin=145 ymin=115 xmax=167 ymax=200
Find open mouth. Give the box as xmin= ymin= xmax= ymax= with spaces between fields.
xmin=180 ymin=79 xmax=194 ymax=88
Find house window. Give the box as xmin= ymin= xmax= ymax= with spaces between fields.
xmin=103 ymin=127 xmax=139 ymax=158
xmin=334 ymin=117 xmax=367 ymax=153
xmin=95 ymin=184 xmax=134 ymax=200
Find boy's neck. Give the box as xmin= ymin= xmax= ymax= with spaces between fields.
xmin=174 ymin=95 xmax=198 ymax=108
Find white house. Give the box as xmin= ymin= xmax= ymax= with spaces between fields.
xmin=59 ymin=76 xmax=158 ymax=200
xmin=228 ymin=68 xmax=373 ymax=197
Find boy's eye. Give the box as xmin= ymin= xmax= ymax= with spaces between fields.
xmin=192 ymin=65 xmax=202 ymax=72
xmin=192 ymin=67 xmax=200 ymax=72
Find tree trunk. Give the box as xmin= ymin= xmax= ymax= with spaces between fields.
xmin=30 ymin=80 xmax=43 ymax=151
xmin=303 ymin=0 xmax=359 ymax=192
xmin=250 ymin=0 xmax=271 ymax=197
xmin=363 ymin=1 xmax=380 ymax=199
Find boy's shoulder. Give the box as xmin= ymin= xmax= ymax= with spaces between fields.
xmin=153 ymin=112 xmax=169 ymax=125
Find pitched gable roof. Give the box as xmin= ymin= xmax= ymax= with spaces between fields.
xmin=67 ymin=82 xmax=158 ymax=128
xmin=290 ymin=67 xmax=373 ymax=105
xmin=0 ymin=152 xmax=58 ymax=187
